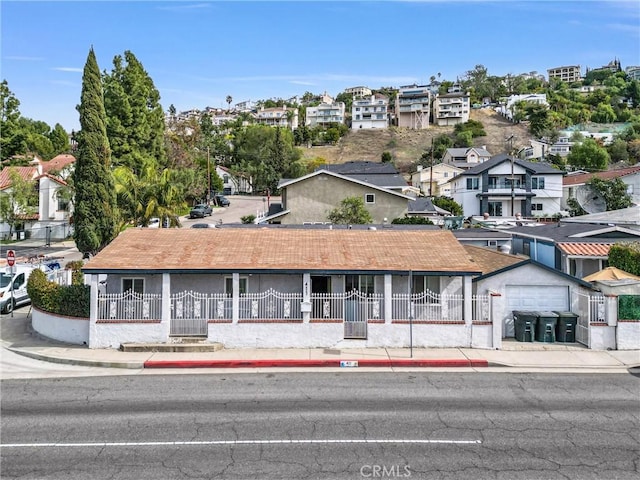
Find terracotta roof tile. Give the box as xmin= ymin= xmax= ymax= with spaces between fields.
xmin=0 ymin=166 xmax=38 ymax=190
xmin=563 ymin=166 xmax=640 ymax=186
xmin=463 ymin=245 xmax=527 ymax=275
xmin=84 ymin=228 xmax=480 ymax=273
xmin=557 ymin=242 xmax=612 ymax=256
xmin=42 ymin=154 xmax=75 ymax=174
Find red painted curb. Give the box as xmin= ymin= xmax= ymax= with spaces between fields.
xmin=143 ymin=359 xmax=489 ymax=369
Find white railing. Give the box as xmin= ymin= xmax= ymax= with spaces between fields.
xmin=311 ymin=292 xmax=345 ymax=320
xmin=589 ymin=295 xmax=606 ymax=323
xmin=239 ymin=289 xmax=303 ymax=321
xmin=391 ymin=290 xmax=464 ymax=321
xmin=47 ymin=269 xmax=71 ymax=286
xmin=170 ymin=291 xmax=231 ymax=335
xmin=472 ymin=294 xmax=491 ymax=323
xmin=98 ymin=291 xmax=162 ymax=321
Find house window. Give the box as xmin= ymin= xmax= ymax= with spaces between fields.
xmin=488 ymin=201 xmax=503 ymax=216
xmin=365 ymin=193 xmax=375 ymax=204
xmin=225 ymin=277 xmax=248 ymax=295
xmin=57 ymin=197 xmax=70 ymax=211
xmin=532 ymin=177 xmax=545 ymax=189
xmin=466 ymin=178 xmax=479 ymax=190
xmin=532 ymin=203 xmax=543 ymax=211
xmin=411 ymin=275 xmax=440 ymax=294
xmin=443 ymin=172 xmax=448 ymax=178
xmin=345 ymin=275 xmax=374 ymax=295
xmin=122 ymin=278 xmax=144 ymax=294
xmin=223 ymin=174 xmax=229 ymax=183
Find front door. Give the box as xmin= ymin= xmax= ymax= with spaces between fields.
xmin=311 ymin=276 xmax=331 ymax=319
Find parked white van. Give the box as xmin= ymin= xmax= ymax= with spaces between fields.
xmin=0 ymin=265 xmax=36 ymax=314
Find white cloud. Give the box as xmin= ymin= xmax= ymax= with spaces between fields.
xmin=53 ymin=67 xmax=83 ymax=73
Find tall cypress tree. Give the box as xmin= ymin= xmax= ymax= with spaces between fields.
xmin=73 ymin=47 xmax=118 ymax=256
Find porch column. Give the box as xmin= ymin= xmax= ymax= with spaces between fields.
xmin=88 ymin=274 xmax=99 ymax=349
xmin=161 ymin=273 xmax=171 ymax=340
xmin=302 ymin=273 xmax=311 ymax=323
xmin=232 ymin=273 xmax=240 ymax=324
xmin=605 ymin=294 xmax=618 ymax=327
xmin=490 ymin=291 xmax=503 ymax=349
xmin=463 ymin=276 xmax=472 ymax=327
xmin=384 ymin=274 xmax=392 ymax=324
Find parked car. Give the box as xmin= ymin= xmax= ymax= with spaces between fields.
xmin=214 ymin=195 xmax=230 ymax=207
xmin=0 ymin=265 xmax=35 ymax=313
xmin=189 ymin=204 xmax=213 ymax=218
xmin=191 ymin=223 xmax=213 ymax=229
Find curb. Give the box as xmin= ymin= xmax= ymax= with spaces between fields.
xmin=143 ymin=358 xmax=490 ymax=369
xmin=9 ymin=348 xmax=145 ymax=370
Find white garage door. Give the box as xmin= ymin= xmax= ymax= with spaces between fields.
xmin=504 ymin=285 xmax=569 ymax=337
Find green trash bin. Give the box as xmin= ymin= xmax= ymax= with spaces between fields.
xmin=535 ymin=311 xmax=558 ymax=343
xmin=513 ymin=310 xmax=537 ymax=342
xmin=554 ymin=311 xmax=578 ymax=343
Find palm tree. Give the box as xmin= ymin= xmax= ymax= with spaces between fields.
xmin=226 ymin=95 xmax=232 ymax=112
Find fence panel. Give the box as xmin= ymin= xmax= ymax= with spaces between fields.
xmin=311 ymin=293 xmax=345 ymax=320
xmin=472 ymin=294 xmax=490 ymax=323
xmin=239 ymin=289 xmax=303 ymax=321
xmin=98 ymin=291 xmax=162 ymax=321
xmin=391 ymin=290 xmax=462 ymax=321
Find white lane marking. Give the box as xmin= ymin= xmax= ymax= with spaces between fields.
xmin=1 ymin=439 xmax=481 ymax=448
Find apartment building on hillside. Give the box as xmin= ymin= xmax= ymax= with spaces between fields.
xmin=547 ymin=65 xmax=582 ymax=83
xmin=344 ymin=86 xmax=372 ymax=97
xmin=432 ymin=85 xmax=470 ymax=126
xmin=351 ymin=94 xmax=389 ymax=130
xmin=254 ymin=106 xmax=299 ymax=130
xmin=306 ymin=101 xmax=346 ymax=128
xmin=395 ymin=84 xmax=430 ymax=129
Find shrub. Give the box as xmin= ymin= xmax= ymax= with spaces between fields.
xmin=241 ymin=214 xmax=256 ymax=224
xmin=608 ymin=242 xmax=640 ymax=276
xmin=65 ymin=259 xmax=85 ymax=285
xmin=391 ymin=216 xmax=433 ymax=225
xmin=618 ymin=295 xmax=640 ymax=320
xmin=27 ymin=268 xmax=89 ymax=318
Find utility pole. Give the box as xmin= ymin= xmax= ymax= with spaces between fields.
xmin=506 ymin=135 xmax=516 ymax=216
xmin=429 ymin=137 xmax=434 ymax=199
xmin=207 ymin=146 xmax=211 ymax=204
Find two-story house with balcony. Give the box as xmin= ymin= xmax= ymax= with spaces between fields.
xmin=254 ymin=106 xmax=299 ymax=130
xmin=344 ymin=86 xmax=372 ymax=97
xmin=432 ymin=85 xmax=470 ymax=126
xmin=351 ymin=94 xmax=389 ymax=130
xmin=448 ymin=154 xmax=564 ymax=218
xmin=547 ymin=65 xmax=582 ymax=83
xmin=395 ymin=84 xmax=430 ymax=129
xmin=498 ymin=93 xmax=548 ymax=122
xmin=306 ymin=101 xmax=346 ymax=128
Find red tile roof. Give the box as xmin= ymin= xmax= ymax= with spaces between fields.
xmin=84 ymin=228 xmax=481 ymax=273
xmin=0 ymin=166 xmax=38 ymax=190
xmin=563 ymin=166 xmax=640 ymax=186
xmin=557 ymin=242 xmax=612 ymax=257
xmin=463 ymin=245 xmax=528 ymax=275
xmin=41 ymin=154 xmax=75 ymax=174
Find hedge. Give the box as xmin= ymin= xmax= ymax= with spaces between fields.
xmin=608 ymin=242 xmax=640 ymax=276
xmin=27 ymin=268 xmax=90 ymax=318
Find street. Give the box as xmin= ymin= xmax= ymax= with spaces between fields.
xmin=2 ymin=372 xmax=639 ymax=479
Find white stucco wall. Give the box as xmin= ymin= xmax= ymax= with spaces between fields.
xmin=32 ymin=308 xmax=89 ymax=345
xmin=589 ymin=324 xmax=617 ymax=350
xmin=617 ymin=321 xmax=640 ymax=350
xmin=92 ymin=322 xmax=166 ymax=349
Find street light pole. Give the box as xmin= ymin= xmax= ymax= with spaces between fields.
xmin=207 ymin=146 xmax=211 ymax=204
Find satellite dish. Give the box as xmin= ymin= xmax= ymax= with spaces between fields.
xmin=575 ymin=185 xmax=607 ymax=214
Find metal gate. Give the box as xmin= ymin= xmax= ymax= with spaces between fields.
xmin=170 ymin=291 xmax=209 ymax=336
xmin=573 ymin=291 xmax=605 ymax=347
xmin=343 ymin=291 xmax=382 ymax=339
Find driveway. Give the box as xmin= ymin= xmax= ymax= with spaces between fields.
xmin=181 ymin=195 xmax=278 ymax=228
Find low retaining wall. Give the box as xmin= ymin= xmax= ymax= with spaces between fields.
xmin=32 ymin=308 xmax=89 ymax=345
xmin=617 ymin=320 xmax=640 ymax=350
xmin=92 ymin=321 xmax=166 ymax=349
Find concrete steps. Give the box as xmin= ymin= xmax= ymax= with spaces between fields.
xmin=120 ymin=339 xmax=224 ymax=352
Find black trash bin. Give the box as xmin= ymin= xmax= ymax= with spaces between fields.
xmin=513 ymin=310 xmax=537 ymax=342
xmin=554 ymin=311 xmax=578 ymax=343
xmin=535 ymin=311 xmax=558 ymax=343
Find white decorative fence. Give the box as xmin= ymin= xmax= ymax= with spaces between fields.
xmin=391 ymin=291 xmax=464 ymax=321
xmin=472 ymin=294 xmax=490 ymax=323
xmin=239 ymin=289 xmax=303 ymax=321
xmin=97 ymin=291 xmax=162 ymax=321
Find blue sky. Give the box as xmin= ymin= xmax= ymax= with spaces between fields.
xmin=2 ymin=0 xmax=639 ymax=132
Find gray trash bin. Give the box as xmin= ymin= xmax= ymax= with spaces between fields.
xmin=513 ymin=310 xmax=537 ymax=342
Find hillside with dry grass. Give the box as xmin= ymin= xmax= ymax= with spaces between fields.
xmin=300 ymin=108 xmax=531 ymax=174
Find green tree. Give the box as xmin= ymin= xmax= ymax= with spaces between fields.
xmin=49 ymin=123 xmax=70 ymax=154
xmin=590 ymin=104 xmax=616 ymax=123
xmin=391 ymin=216 xmax=433 ymax=225
xmin=454 ymin=130 xmax=473 ymax=148
xmin=0 ymin=169 xmax=38 ymax=237
xmin=226 ymin=95 xmax=232 ymax=111
xmin=432 ymin=196 xmax=463 ymax=216
xmin=381 ymin=151 xmax=393 ymax=163
xmin=327 ymin=196 xmax=373 ymax=224
xmin=0 ymin=80 xmax=27 ymax=161
xmin=103 ymin=50 xmax=166 ymax=172
xmin=607 ymin=138 xmax=629 ymax=164
xmin=588 ymin=177 xmax=632 ymax=211
xmin=567 ymin=138 xmax=610 ymax=172
xmin=73 ymin=47 xmax=118 ymax=256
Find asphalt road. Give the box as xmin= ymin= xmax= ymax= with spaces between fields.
xmin=2 ymin=372 xmax=639 ymax=480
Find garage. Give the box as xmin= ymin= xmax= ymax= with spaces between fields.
xmin=504 ymin=285 xmax=569 ymax=337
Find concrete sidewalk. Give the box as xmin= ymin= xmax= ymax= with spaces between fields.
xmin=2 ymin=308 xmax=639 ymax=371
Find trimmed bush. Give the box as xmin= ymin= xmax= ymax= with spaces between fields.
xmin=619 ymin=295 xmax=640 ymax=321
xmin=608 ymin=242 xmax=640 ymax=276
xmin=27 ymin=268 xmax=89 ymax=318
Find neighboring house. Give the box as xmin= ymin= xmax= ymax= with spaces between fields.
xmin=254 ymin=106 xmax=299 ymax=130
xmin=466 ymin=245 xmax=601 ymax=343
xmin=305 ymin=101 xmax=346 ymax=128
xmin=215 ymin=165 xmax=252 ymax=195
xmin=266 ymin=169 xmax=412 ymax=224
xmin=442 ymin=147 xmax=492 ymax=170
xmin=505 ymin=222 xmax=640 ymax=278
xmin=497 ymin=93 xmax=548 ymax=121
xmin=547 ymin=65 xmax=582 ymax=83
xmin=320 ymin=161 xmax=409 ymax=193
xmin=410 ymin=163 xmax=463 ymax=197
xmin=432 ymin=85 xmax=470 ymax=126
xmin=0 ymin=154 xmax=74 ymax=240
xmin=395 ymin=84 xmax=430 ymax=129
xmin=562 ymin=166 xmax=640 ymax=209
xmin=407 ymin=197 xmax=451 ymax=224
xmin=234 ymin=100 xmax=256 ymax=112
xmin=453 ymin=229 xmax=512 ymax=251
xmin=448 ymin=154 xmax=564 ymax=218
xmin=626 ymin=66 xmax=640 ymax=81
xmin=560 ymin=206 xmax=640 ymax=231
xmin=344 ymin=86 xmax=372 ymax=97
xmin=351 ymin=94 xmax=389 ymax=130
